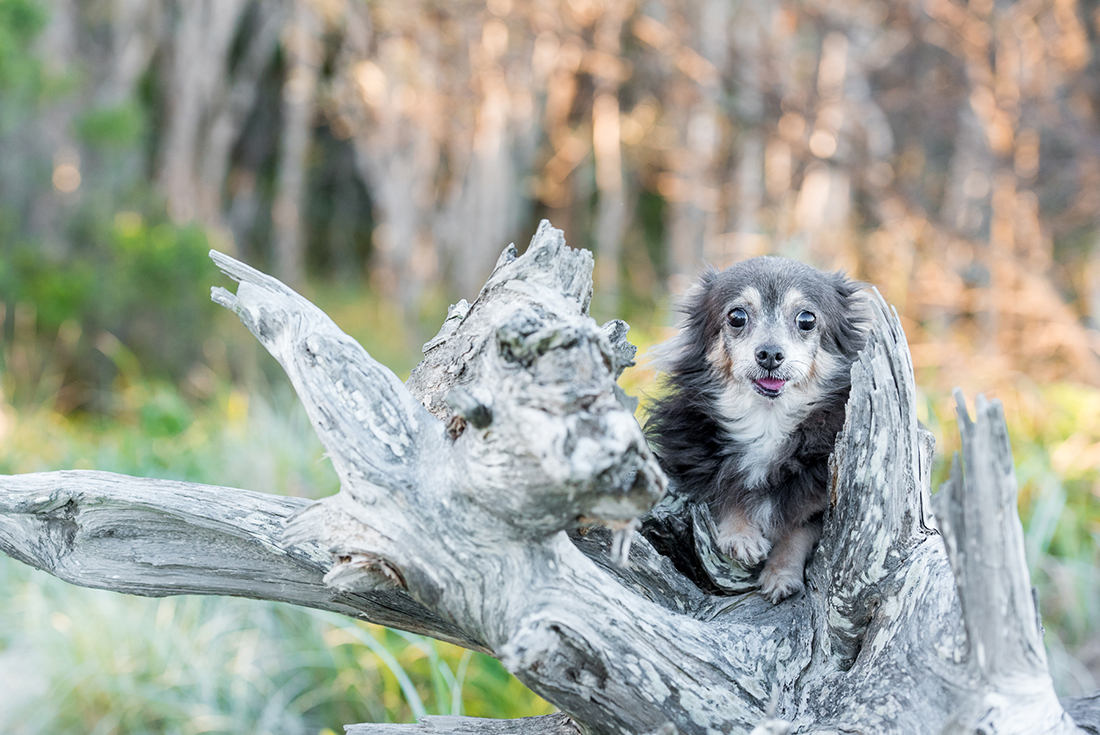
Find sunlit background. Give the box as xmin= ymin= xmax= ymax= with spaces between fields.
xmin=2 ymin=0 xmax=1100 ymax=731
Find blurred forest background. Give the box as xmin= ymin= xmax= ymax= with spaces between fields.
xmin=3 ymin=0 xmax=1100 ymax=732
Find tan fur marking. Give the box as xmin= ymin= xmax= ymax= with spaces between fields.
xmin=706 ymin=338 xmax=734 ymax=378
xmin=736 ymin=286 xmax=762 ymax=314
xmin=758 ymin=523 xmax=822 ymax=602
xmin=716 ymin=506 xmax=771 ymax=566
xmin=780 ymin=288 xmax=805 ymax=316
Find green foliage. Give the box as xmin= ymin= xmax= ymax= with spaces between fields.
xmin=95 ymin=212 xmax=215 ymax=367
xmin=1 ymin=210 xmax=218 ymax=409
xmin=0 ymin=561 xmax=550 ymax=735
xmin=1001 ymin=387 xmax=1100 ymax=693
xmin=0 ymin=0 xmax=46 ymax=94
xmin=136 ymin=383 xmax=195 ymax=438
xmin=75 ymin=102 xmax=145 ymax=148
xmin=0 ymin=0 xmax=201 ymax=411
xmin=0 ymin=250 xmax=94 ymax=330
xmin=0 ymin=0 xmax=76 ymax=134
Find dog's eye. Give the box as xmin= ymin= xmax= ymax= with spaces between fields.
xmin=796 ymin=311 xmax=816 ymax=331
xmin=727 ymin=308 xmax=747 ymax=328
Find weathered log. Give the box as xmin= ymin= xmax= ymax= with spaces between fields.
xmin=0 ymin=471 xmax=484 ymax=651
xmin=0 ymin=220 xmax=1096 ymax=734
xmin=936 ymin=392 xmax=1079 ymax=734
xmin=344 ymin=713 xmax=579 ymax=734
xmin=1067 ymin=694 xmax=1100 ymax=735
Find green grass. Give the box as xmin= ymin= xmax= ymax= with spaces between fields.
xmin=0 ymin=562 xmax=551 ymax=734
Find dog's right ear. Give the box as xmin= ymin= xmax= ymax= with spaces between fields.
xmin=675 ymin=266 xmax=719 ymax=315
xmin=699 ymin=265 xmax=720 ymax=286
xmin=645 ymin=266 xmax=718 ymax=374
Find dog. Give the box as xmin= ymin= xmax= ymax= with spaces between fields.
xmin=645 ymin=257 xmax=867 ymax=602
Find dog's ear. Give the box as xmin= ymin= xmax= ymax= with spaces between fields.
xmin=679 ymin=265 xmax=719 ymax=313
xmin=830 ymin=270 xmax=866 ymax=300
xmin=647 ymin=266 xmax=721 ymax=374
xmin=829 ymin=272 xmax=871 ymax=357
xmin=674 ymin=265 xmax=722 ymax=334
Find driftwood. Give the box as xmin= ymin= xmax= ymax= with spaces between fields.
xmin=1 ymin=220 xmax=1098 ymax=734
xmin=344 ymin=714 xmax=579 ymax=734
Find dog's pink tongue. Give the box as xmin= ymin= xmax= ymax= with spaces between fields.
xmin=757 ymin=377 xmax=786 ymax=391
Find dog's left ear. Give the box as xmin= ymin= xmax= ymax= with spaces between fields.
xmin=830 ymin=271 xmax=865 ymax=300
xmin=830 ymin=272 xmax=872 ymax=357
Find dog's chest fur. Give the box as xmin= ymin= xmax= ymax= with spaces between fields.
xmin=713 ymin=385 xmax=812 ymax=489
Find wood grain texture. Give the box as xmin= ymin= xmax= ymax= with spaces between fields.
xmin=936 ymin=392 xmax=1081 ymax=734
xmin=0 ymin=470 xmax=485 ymax=651
xmin=0 ymin=220 xmax=1096 ymax=734
xmin=344 ymin=714 xmax=580 ymax=735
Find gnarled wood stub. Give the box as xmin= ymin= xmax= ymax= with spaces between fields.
xmin=0 ymin=221 xmax=1097 ymax=734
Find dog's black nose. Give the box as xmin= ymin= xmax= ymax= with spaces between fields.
xmin=755 ymin=346 xmax=785 ymax=370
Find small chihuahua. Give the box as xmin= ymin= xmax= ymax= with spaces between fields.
xmin=646 ymin=257 xmax=868 ymax=601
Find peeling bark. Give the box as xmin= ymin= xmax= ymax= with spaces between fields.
xmin=0 ymin=221 xmax=1096 ymax=734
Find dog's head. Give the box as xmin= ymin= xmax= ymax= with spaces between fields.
xmin=662 ymin=257 xmax=867 ymax=407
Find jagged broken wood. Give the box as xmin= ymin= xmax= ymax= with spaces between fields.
xmin=0 ymin=221 xmax=1097 ymax=734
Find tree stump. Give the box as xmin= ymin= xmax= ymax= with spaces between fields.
xmin=1 ymin=221 xmax=1096 ymax=734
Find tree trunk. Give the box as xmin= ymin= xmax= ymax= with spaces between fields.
xmin=1 ymin=221 xmax=1097 ymax=734
xmin=271 ymin=0 xmax=320 ymax=289
xmin=157 ymin=0 xmax=251 ymax=223
xmin=199 ymin=1 xmax=289 ymax=229
xmin=591 ymin=0 xmax=630 ymax=305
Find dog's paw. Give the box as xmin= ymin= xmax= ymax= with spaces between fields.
xmin=758 ymin=560 xmax=805 ymax=603
xmin=718 ymin=527 xmax=771 ymax=567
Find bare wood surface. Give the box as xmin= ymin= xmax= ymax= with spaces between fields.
xmin=1066 ymin=694 xmax=1100 ymax=735
xmin=0 ymin=471 xmax=485 ymax=651
xmin=344 ymin=714 xmax=580 ymax=735
xmin=0 ymin=221 xmax=1097 ymax=734
xmin=936 ymin=392 xmax=1081 ymax=734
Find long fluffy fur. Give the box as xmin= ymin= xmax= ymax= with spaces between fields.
xmin=645 ymin=257 xmax=867 ymax=601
